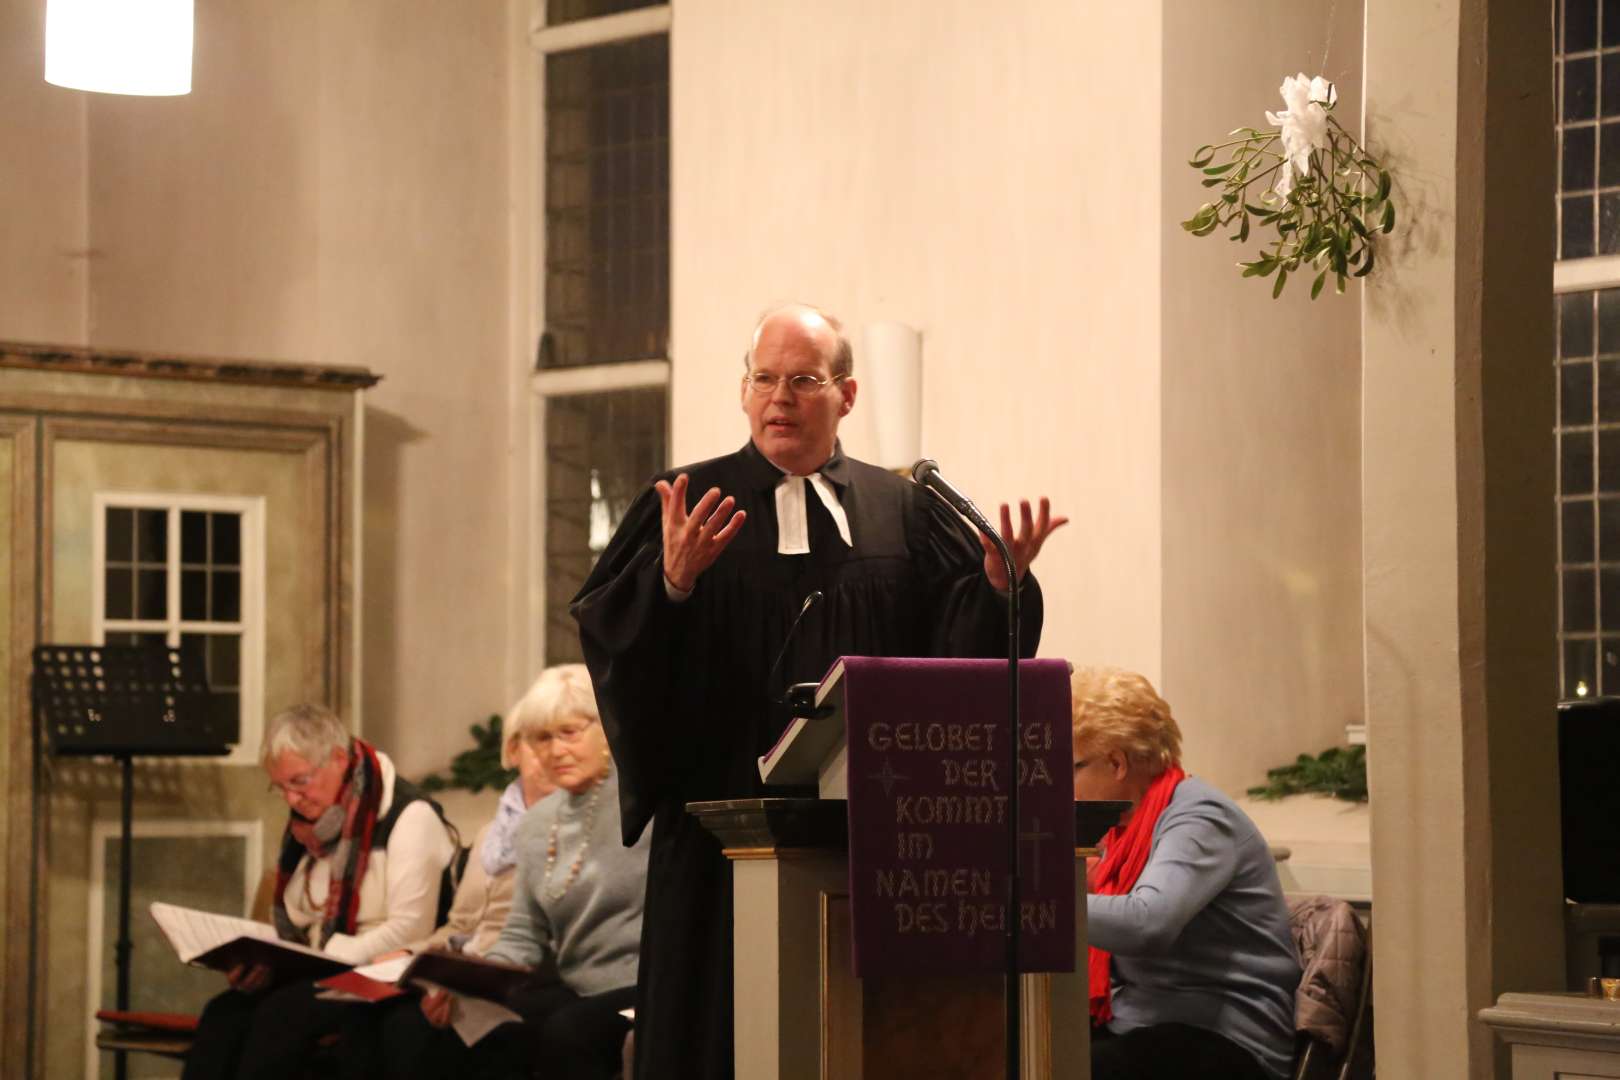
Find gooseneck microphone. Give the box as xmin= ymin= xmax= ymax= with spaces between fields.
xmin=910 ymin=458 xmax=997 ymax=536
xmin=766 ymin=590 xmax=825 ymax=711
xmin=911 ymin=456 xmax=1025 ymax=1078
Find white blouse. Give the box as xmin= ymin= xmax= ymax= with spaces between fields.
xmin=282 ymin=750 xmax=456 ymax=965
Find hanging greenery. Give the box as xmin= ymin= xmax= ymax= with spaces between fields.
xmin=1246 ymin=745 xmax=1368 ymax=802
xmin=418 ymin=714 xmax=517 ymax=794
xmin=1183 ymin=73 xmax=1396 ymax=299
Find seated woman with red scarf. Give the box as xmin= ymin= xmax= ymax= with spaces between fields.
xmin=182 ymin=703 xmax=457 ymax=1080
xmin=1073 ymin=667 xmax=1302 ymax=1080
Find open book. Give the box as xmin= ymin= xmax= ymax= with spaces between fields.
xmin=149 ymin=901 xmax=348 ymax=984
xmin=318 ymin=950 xmax=532 ymax=1046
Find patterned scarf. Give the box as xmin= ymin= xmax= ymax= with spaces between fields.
xmin=479 ymin=778 xmax=529 ymax=878
xmin=271 ymin=738 xmax=384 ymax=948
xmin=1088 ymin=765 xmax=1187 ymax=1024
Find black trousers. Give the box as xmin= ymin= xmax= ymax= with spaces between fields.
xmin=1091 ymin=1022 xmax=1273 ymax=1080
xmin=365 ymin=980 xmax=635 ymax=1080
xmin=182 ymin=978 xmax=361 ymax=1080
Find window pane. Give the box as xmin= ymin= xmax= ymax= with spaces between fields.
xmin=1570 ymin=57 xmax=1599 ymax=122
xmin=211 ymin=570 xmax=241 ymax=622
xmin=1602 ymin=192 xmax=1620 ymax=253
xmin=543 ymin=35 xmax=669 ymax=369
xmin=1599 ymin=288 xmax=1620 ymax=352
xmin=1565 ymin=291 xmax=1596 ymax=357
xmin=106 ymin=508 xmax=133 ymax=562
xmin=1607 ymin=0 xmax=1620 ymax=47
xmin=1602 ymin=497 xmax=1620 ymax=560
xmin=1605 ymin=52 xmax=1620 ymax=117
xmin=1567 ymin=637 xmax=1599 ymax=698
xmin=1565 ymin=362 xmax=1596 ymax=422
xmin=1566 ymin=498 xmax=1597 ymax=562
xmin=135 ymin=509 xmax=168 ymax=564
xmin=1566 ymin=429 xmax=1597 ymax=493
xmin=212 ymin=513 xmax=241 ymax=566
xmin=1602 ymin=428 xmax=1620 ymax=491
xmin=1603 ymin=568 xmax=1620 ymax=629
xmin=181 ymin=569 xmax=208 ymax=621
xmin=1567 ymin=124 xmax=1597 ymax=190
xmin=181 ymin=511 xmax=207 ymax=564
xmin=544 ymin=387 xmax=667 ymax=664
xmin=104 ymin=567 xmax=134 ymax=620
xmin=1566 ymin=194 xmax=1597 ymax=258
xmin=545 ymin=0 xmax=657 ymax=25
xmin=1570 ymin=0 xmax=1600 ymax=53
xmin=1604 ymin=636 xmax=1620 ymax=693
xmin=136 ymin=568 xmax=167 ymax=620
xmin=1567 ymin=568 xmax=1598 ymax=631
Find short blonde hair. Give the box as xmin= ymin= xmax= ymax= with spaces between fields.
xmin=261 ymin=702 xmax=349 ymax=769
xmin=501 ymin=664 xmax=601 ymax=768
xmin=1070 ymin=666 xmax=1182 ymax=774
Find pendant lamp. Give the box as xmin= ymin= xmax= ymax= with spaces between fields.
xmin=45 ymin=0 xmax=193 ymax=96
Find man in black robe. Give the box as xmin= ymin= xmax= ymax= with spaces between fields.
xmin=571 ymin=303 xmax=1066 ymax=1080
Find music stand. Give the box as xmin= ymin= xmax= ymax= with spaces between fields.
xmin=32 ymin=643 xmax=235 ymax=1080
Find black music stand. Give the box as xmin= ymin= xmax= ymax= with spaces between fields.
xmin=32 ymin=643 xmax=236 ymax=1080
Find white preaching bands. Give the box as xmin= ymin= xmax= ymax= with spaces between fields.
xmin=664 ymin=472 xmax=851 ymax=602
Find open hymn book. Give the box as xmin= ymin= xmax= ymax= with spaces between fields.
xmin=148 ymin=901 xmax=348 ymax=983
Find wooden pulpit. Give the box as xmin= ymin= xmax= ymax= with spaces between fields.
xmin=692 ymin=657 xmax=1127 ymax=1080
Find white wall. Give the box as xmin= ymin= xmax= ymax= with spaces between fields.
xmin=669 ymin=0 xmax=1165 ymax=677
xmin=1160 ymin=3 xmax=1366 ymax=793
xmin=0 ymin=0 xmax=515 ymax=777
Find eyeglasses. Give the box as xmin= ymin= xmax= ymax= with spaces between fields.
xmin=742 ymin=371 xmax=847 ymax=396
xmin=267 ymin=769 xmax=318 ymax=797
xmin=526 ymin=719 xmax=597 ymax=746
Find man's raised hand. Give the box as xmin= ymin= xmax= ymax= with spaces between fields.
xmin=657 ymin=473 xmax=747 ymax=594
xmin=980 ymin=497 xmax=1069 ymax=592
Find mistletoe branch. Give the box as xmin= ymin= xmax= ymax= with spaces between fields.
xmin=1182 ymin=82 xmax=1396 ymax=299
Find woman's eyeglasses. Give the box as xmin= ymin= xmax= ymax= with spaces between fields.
xmin=525 ymin=719 xmax=597 ymax=746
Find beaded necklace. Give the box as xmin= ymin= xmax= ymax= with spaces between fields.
xmin=541 ymin=778 xmax=603 ymax=900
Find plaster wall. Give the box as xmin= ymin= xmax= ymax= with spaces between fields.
xmin=0 ymin=0 xmax=514 ymax=777
xmin=0 ymin=0 xmax=88 ymax=342
xmin=1363 ymin=0 xmax=1562 ymax=1075
xmin=668 ymin=0 xmax=1165 ymax=678
xmin=1160 ymin=3 xmax=1366 ymax=795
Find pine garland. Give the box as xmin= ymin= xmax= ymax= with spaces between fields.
xmin=1246 ymin=745 xmax=1367 ymax=802
xmin=418 ymin=714 xmax=518 ymax=794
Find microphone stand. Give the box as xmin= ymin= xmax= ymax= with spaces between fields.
xmin=980 ymin=526 xmax=1023 ymax=1080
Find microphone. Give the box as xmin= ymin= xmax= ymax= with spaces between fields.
xmin=765 ymin=591 xmax=833 ymax=717
xmin=910 ymin=458 xmax=997 ymax=535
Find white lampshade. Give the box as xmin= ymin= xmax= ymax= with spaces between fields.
xmin=45 ymin=0 xmax=193 ymax=96
xmin=862 ymin=321 xmax=924 ymax=469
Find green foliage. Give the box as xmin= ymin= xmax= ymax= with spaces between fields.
xmin=1182 ymin=108 xmax=1396 ymax=299
xmin=418 ymin=714 xmax=518 ymax=794
xmin=1246 ymin=745 xmax=1367 ymax=802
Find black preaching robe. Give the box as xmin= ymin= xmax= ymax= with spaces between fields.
xmin=571 ymin=440 xmax=1042 ymax=1080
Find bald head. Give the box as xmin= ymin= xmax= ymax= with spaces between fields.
xmin=739 ymin=302 xmax=858 ymax=475
xmin=745 ymin=304 xmax=853 ymax=379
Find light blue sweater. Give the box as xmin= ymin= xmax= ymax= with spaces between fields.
xmin=1087 ymin=777 xmax=1301 ymax=1080
xmin=485 ymin=772 xmax=651 ymax=996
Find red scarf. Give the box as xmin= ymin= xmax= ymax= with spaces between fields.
xmin=1088 ymin=765 xmax=1187 ymax=1023
xmin=271 ymin=739 xmax=384 ymax=947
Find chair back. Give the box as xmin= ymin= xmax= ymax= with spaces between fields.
xmin=1287 ymin=895 xmax=1374 ymax=1080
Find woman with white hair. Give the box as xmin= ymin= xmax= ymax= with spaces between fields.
xmin=183 ymin=703 xmax=456 ymax=1080
xmin=378 ymin=663 xmax=650 ymax=1080
xmin=1072 ymin=666 xmax=1301 ymax=1080
xmin=396 ymin=679 xmax=561 ymax=959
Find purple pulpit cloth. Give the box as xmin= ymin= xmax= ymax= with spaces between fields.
xmin=842 ymin=656 xmax=1076 ymax=977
